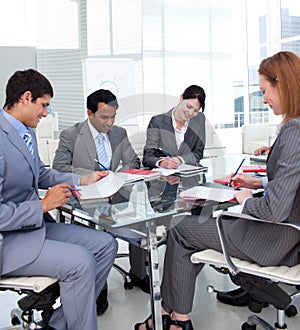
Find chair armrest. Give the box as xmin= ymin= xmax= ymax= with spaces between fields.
xmin=0 ymin=232 xmax=3 ymax=277
xmin=215 ymin=211 xmax=300 ymax=275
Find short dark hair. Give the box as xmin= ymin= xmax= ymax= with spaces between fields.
xmin=4 ymin=69 xmax=54 ymax=109
xmin=87 ymin=89 xmax=119 ymax=113
xmin=182 ymin=85 xmax=206 ymax=112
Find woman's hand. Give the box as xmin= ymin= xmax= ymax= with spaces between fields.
xmin=254 ymin=146 xmax=270 ymax=155
xmin=159 ymin=157 xmax=181 ymax=169
xmin=234 ymin=188 xmax=253 ymax=205
xmin=230 ymin=173 xmax=263 ymax=190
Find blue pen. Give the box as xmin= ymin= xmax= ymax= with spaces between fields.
xmin=69 ymin=187 xmax=81 ymax=191
xmin=94 ymin=159 xmax=109 ymax=170
xmin=229 ymin=157 xmax=246 ymax=186
xmin=159 ymin=148 xmax=172 ymax=157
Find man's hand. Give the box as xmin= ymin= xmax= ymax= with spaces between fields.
xmin=80 ymin=170 xmax=110 ymax=186
xmin=41 ymin=183 xmax=72 ymax=213
xmin=230 ymin=173 xmax=263 ymax=190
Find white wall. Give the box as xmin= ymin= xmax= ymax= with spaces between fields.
xmin=0 ymin=46 xmax=36 ymax=108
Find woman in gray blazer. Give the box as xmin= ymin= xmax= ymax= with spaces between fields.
xmin=142 ymin=85 xmax=206 ymax=169
xmin=136 ymin=52 xmax=300 ymax=330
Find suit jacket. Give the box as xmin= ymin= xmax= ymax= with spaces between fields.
xmin=142 ymin=109 xmax=206 ymax=169
xmin=229 ymin=117 xmax=300 ymax=266
xmin=0 ymin=111 xmax=80 ymax=275
xmin=53 ymin=120 xmax=140 ymax=174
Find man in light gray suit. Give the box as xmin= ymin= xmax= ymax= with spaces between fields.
xmin=53 ymin=89 xmax=150 ymax=309
xmin=53 ymin=89 xmax=140 ymax=174
xmin=0 ymin=69 xmax=118 ymax=330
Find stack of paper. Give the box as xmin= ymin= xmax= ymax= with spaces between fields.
xmin=158 ymin=164 xmax=208 ymax=177
xmin=250 ymin=154 xmax=267 ymax=163
xmin=179 ymin=186 xmax=236 ymax=202
xmin=120 ymin=169 xmax=161 ymax=181
xmin=115 ymin=172 xmax=144 ymax=184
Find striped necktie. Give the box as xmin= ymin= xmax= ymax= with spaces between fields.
xmin=96 ymin=133 xmax=110 ymax=169
xmin=23 ymin=129 xmax=34 ymax=158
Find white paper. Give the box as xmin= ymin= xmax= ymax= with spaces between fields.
xmin=76 ymin=172 xmax=124 ymax=200
xmin=158 ymin=164 xmax=207 ymax=176
xmin=179 ymin=186 xmax=236 ymax=202
xmin=114 ymin=172 xmax=144 ymax=184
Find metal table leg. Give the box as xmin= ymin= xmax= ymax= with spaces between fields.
xmin=146 ymin=221 xmax=162 ymax=330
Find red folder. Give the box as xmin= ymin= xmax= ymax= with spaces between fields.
xmin=121 ymin=169 xmax=160 ymax=175
xmin=242 ymin=165 xmax=267 ymax=173
xmin=213 ymin=177 xmax=230 ymax=186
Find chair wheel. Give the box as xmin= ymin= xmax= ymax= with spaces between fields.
xmin=124 ymin=275 xmax=133 ymax=290
xmin=11 ymin=316 xmax=21 ymax=325
xmin=242 ymin=322 xmax=256 ymax=330
xmin=285 ymin=305 xmax=297 ymax=317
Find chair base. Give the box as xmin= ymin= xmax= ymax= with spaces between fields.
xmin=242 ymin=314 xmax=287 ymax=330
xmin=0 ymin=308 xmax=44 ymax=330
xmin=0 ymin=279 xmax=59 ymax=330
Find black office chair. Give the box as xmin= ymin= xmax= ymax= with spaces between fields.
xmin=0 ymin=233 xmax=59 ymax=330
xmin=191 ymin=212 xmax=300 ymax=330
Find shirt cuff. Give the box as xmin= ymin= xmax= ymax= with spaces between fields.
xmin=241 ymin=197 xmax=250 ymax=210
xmin=262 ymin=177 xmax=268 ymax=190
xmin=177 ymin=156 xmax=185 ymax=164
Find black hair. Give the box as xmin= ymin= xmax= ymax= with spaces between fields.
xmin=4 ymin=69 xmax=53 ymax=109
xmin=182 ymin=85 xmax=206 ymax=112
xmin=86 ymin=89 xmax=119 ymax=113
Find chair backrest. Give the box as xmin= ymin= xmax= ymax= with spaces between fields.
xmin=241 ymin=123 xmax=276 ymax=154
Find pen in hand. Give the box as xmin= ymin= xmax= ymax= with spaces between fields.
xmin=159 ymin=148 xmax=172 ymax=157
xmin=229 ymin=157 xmax=246 ymax=186
xmin=94 ymin=159 xmax=109 ymax=171
xmin=69 ymin=187 xmax=81 ymax=191
xmin=69 ymin=187 xmax=81 ymax=199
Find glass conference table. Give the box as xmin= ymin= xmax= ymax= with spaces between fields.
xmin=57 ymin=154 xmax=264 ymax=330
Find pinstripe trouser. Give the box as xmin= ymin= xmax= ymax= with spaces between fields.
xmin=161 ymin=213 xmax=254 ymax=314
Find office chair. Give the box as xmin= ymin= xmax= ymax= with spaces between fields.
xmin=191 ymin=211 xmax=300 ymax=330
xmin=0 ymin=233 xmax=59 ymax=329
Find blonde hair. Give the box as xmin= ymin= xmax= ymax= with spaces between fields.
xmin=258 ymin=51 xmax=300 ymax=123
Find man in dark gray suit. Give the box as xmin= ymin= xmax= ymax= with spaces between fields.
xmin=53 ymin=89 xmax=150 ymax=313
xmin=0 ymin=69 xmax=118 ymax=330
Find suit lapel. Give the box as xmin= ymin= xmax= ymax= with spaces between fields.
xmin=78 ymin=122 xmax=97 ymax=164
xmin=108 ymin=129 xmax=117 ymax=153
xmin=162 ymin=113 xmax=179 ymax=154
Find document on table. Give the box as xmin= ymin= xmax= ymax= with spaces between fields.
xmin=179 ymin=186 xmax=237 ymax=202
xmin=115 ymin=172 xmax=144 ymax=184
xmin=158 ymin=164 xmax=208 ymax=177
xmin=76 ymin=172 xmax=124 ymax=200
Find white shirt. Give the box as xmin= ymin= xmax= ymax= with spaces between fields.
xmin=171 ymin=108 xmax=189 ymax=149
